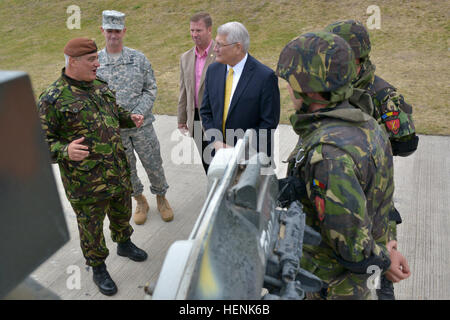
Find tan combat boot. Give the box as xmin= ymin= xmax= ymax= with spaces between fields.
xmin=156 ymin=195 xmax=174 ymax=222
xmin=133 ymin=194 xmax=149 ymax=225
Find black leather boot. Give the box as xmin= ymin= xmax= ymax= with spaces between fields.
xmin=92 ymin=263 xmax=117 ymax=296
xmin=117 ymin=239 xmax=148 ymax=262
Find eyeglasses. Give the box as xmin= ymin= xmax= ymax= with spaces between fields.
xmin=214 ymin=42 xmax=238 ymax=49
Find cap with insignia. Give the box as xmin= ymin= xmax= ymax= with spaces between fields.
xmin=102 ymin=10 xmax=125 ymax=30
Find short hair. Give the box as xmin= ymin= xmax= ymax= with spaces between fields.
xmin=217 ymin=21 xmax=249 ymax=53
xmin=64 ymin=54 xmax=70 ymax=67
xmin=64 ymin=54 xmax=80 ymax=67
xmin=190 ymin=12 xmax=212 ymax=28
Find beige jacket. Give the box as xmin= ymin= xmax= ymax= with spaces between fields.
xmin=177 ymin=42 xmax=215 ymax=137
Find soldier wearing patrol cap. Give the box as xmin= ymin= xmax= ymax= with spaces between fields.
xmin=324 ymin=19 xmax=419 ymax=300
xmin=97 ymin=10 xmax=174 ymax=225
xmin=276 ymin=31 xmax=411 ymax=299
xmin=38 ymin=37 xmax=149 ymax=296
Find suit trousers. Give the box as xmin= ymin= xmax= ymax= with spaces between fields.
xmin=194 ymin=108 xmax=209 ymax=174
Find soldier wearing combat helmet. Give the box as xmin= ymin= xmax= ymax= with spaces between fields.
xmin=324 ymin=19 xmax=418 ymax=299
xmin=38 ymin=37 xmax=148 ymax=296
xmin=324 ymin=19 xmax=419 ymax=156
xmin=276 ymin=31 xmax=411 ymax=299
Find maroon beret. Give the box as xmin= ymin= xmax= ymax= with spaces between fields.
xmin=63 ymin=37 xmax=98 ymax=57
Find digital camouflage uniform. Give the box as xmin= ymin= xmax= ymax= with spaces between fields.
xmin=276 ymin=32 xmax=392 ymax=299
xmin=38 ymin=70 xmax=136 ymax=266
xmin=97 ymin=46 xmax=169 ymax=197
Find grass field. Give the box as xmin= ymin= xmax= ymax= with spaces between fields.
xmin=1 ymin=0 xmax=449 ymax=135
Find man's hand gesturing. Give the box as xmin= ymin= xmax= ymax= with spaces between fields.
xmin=68 ymin=137 xmax=90 ymax=161
xmin=131 ymin=114 xmax=144 ymax=128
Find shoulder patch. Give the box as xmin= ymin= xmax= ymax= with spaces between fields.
xmin=381 ymin=111 xmax=399 ymax=120
xmin=312 ymin=179 xmax=326 ymax=190
xmin=385 ymin=118 xmax=400 ymax=135
xmin=382 ymin=110 xmax=400 ymax=135
xmin=315 ymin=196 xmax=325 ymax=222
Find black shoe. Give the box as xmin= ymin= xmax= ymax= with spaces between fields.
xmin=92 ymin=263 xmax=117 ymax=296
xmin=376 ymin=275 xmax=396 ymax=300
xmin=117 ymin=239 xmax=148 ymax=262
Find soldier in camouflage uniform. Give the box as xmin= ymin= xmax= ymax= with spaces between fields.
xmin=97 ymin=10 xmax=173 ymax=225
xmin=38 ymin=38 xmax=148 ymax=296
xmin=324 ymin=20 xmax=418 ymax=299
xmin=324 ymin=20 xmax=419 ymax=156
xmin=276 ymin=31 xmax=411 ymax=299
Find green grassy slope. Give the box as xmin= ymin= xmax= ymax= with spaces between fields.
xmin=1 ymin=0 xmax=448 ymax=135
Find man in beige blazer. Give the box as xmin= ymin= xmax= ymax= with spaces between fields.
xmin=177 ymin=12 xmax=215 ymax=173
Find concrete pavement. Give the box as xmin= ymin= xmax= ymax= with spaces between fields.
xmin=29 ymin=115 xmax=450 ymax=300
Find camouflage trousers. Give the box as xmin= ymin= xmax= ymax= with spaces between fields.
xmin=120 ymin=123 xmax=169 ymax=197
xmin=305 ymin=275 xmax=372 ymax=300
xmin=71 ymin=192 xmax=133 ymax=267
xmin=301 ymin=253 xmax=372 ymax=300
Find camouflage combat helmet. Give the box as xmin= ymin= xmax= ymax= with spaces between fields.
xmin=324 ymin=20 xmax=371 ymax=61
xmin=276 ymin=31 xmax=356 ymax=107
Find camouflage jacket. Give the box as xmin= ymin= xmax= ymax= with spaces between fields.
xmin=290 ymin=101 xmax=393 ymax=288
xmin=97 ymin=46 xmax=157 ymax=126
xmin=37 ymin=70 xmax=136 ymax=203
xmin=352 ymin=62 xmax=418 ymax=156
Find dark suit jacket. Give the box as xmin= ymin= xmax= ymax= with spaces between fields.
xmin=200 ymin=54 xmax=280 ymax=157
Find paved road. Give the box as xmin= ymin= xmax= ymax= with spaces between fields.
xmin=29 ymin=115 xmax=449 ymax=300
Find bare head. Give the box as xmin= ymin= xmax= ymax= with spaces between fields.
xmin=189 ymin=12 xmax=212 ymax=50
xmin=214 ymin=21 xmax=249 ymax=66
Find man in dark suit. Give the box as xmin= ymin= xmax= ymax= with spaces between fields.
xmin=200 ymin=21 xmax=280 ymax=166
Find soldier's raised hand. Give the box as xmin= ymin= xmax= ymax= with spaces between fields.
xmin=68 ymin=137 xmax=90 ymax=161
xmin=131 ymin=114 xmax=144 ymax=128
